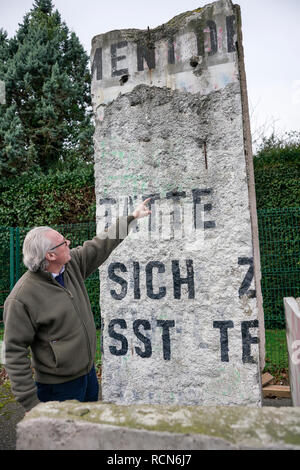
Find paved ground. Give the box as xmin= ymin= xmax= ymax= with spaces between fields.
xmin=0 ymin=384 xmax=293 ymax=451
xmin=263 ymin=397 xmax=292 ymax=407
xmin=0 ymin=400 xmax=24 ymax=450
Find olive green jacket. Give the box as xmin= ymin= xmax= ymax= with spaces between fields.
xmin=3 ymin=216 xmax=134 ymax=411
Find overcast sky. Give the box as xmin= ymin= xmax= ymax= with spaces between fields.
xmin=1 ymin=0 xmax=300 ymax=149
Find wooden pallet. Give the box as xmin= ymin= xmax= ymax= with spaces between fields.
xmin=263 ymin=385 xmax=291 ymax=398
xmin=261 ymin=373 xmax=291 ymax=398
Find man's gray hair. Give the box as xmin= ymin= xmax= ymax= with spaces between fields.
xmin=23 ymin=226 xmax=53 ymax=272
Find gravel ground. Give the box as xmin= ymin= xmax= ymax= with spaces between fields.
xmin=0 ymin=399 xmax=25 ymax=450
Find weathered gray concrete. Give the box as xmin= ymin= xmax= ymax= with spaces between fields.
xmin=17 ymin=401 xmax=300 ymax=450
xmin=91 ymin=1 xmax=241 ymax=113
xmin=91 ymin=0 xmax=263 ymax=408
xmin=285 ymin=297 xmax=300 ymax=406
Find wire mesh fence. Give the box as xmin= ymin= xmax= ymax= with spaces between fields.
xmin=257 ymin=207 xmax=300 ymax=374
xmin=0 ymin=207 xmax=299 ymax=375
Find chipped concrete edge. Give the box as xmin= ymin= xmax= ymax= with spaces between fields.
xmin=234 ymin=3 xmax=265 ymax=371
xmin=17 ymin=402 xmax=300 ymax=450
xmin=17 ymin=417 xmax=240 ymax=450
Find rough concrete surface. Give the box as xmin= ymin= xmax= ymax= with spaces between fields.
xmin=17 ymin=401 xmax=300 ymax=450
xmin=285 ymin=297 xmax=300 ymax=406
xmin=0 ymin=384 xmax=293 ymax=450
xmin=92 ymin=0 xmax=263 ymax=407
xmin=95 ymin=83 xmax=262 ymax=406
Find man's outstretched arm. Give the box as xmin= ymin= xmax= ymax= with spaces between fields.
xmin=72 ymin=198 xmax=151 ymax=279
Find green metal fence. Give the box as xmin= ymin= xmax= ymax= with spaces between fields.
xmin=0 ymin=207 xmax=299 ymax=374
xmin=257 ymin=207 xmax=300 ymax=374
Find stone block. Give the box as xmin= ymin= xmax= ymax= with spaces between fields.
xmin=284 ymin=297 xmax=300 ymax=406
xmin=16 ymin=402 xmax=300 ymax=450
xmin=91 ymin=0 xmax=264 ymax=406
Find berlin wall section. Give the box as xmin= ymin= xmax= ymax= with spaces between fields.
xmin=91 ymin=0 xmax=263 ymax=406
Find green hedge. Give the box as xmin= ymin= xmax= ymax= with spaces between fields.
xmin=0 ymin=165 xmax=96 ymax=227
xmin=254 ymin=134 xmax=300 ymax=330
xmin=254 ymin=133 xmax=300 ymax=209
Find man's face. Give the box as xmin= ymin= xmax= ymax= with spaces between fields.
xmin=46 ymin=230 xmax=71 ymax=266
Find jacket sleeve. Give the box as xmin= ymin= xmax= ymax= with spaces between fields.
xmin=71 ymin=215 xmax=135 ymax=280
xmin=3 ymin=298 xmax=40 ymax=412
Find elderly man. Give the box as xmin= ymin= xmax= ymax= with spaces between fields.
xmin=3 ymin=199 xmax=151 ymax=412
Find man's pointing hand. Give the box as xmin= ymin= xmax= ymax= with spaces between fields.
xmin=132 ymin=197 xmax=152 ymax=219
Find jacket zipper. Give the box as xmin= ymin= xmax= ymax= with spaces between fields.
xmin=69 ymin=293 xmax=93 ymax=368
xmin=53 ymin=278 xmax=93 ymax=369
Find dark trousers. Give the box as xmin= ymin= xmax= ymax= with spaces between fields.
xmin=36 ymin=365 xmax=99 ymax=403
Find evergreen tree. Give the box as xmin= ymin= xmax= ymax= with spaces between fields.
xmin=0 ymin=0 xmax=94 ymax=176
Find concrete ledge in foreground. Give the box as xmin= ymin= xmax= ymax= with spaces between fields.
xmin=17 ymin=402 xmax=300 ymax=450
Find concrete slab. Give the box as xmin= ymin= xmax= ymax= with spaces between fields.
xmin=17 ymin=401 xmax=300 ymax=450
xmin=92 ymin=0 xmax=264 ymax=408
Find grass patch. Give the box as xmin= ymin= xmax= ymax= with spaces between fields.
xmin=263 ymin=329 xmax=289 ymax=380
